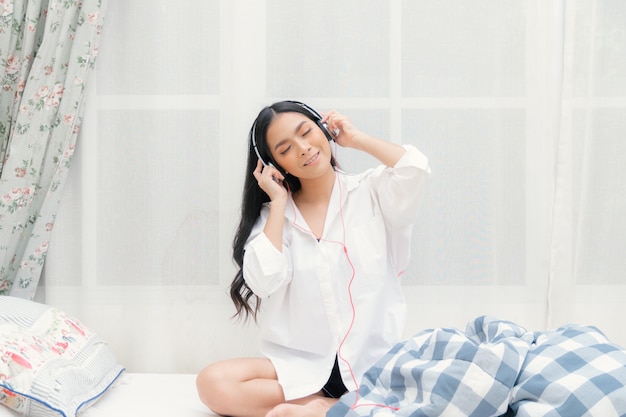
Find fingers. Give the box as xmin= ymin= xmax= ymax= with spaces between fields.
xmin=253 ymin=159 xmax=269 ymax=185
xmin=254 ymin=160 xmax=285 ymax=192
xmin=253 ymin=159 xmax=263 ymax=179
xmin=322 ymin=111 xmax=360 ymax=146
xmin=321 ymin=110 xmax=337 ymax=130
xmin=321 ymin=111 xmax=347 ymax=139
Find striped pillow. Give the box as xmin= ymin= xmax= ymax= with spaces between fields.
xmin=0 ymin=296 xmax=125 ymax=417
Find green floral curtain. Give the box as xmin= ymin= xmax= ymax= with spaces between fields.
xmin=0 ymin=0 xmax=108 ymax=298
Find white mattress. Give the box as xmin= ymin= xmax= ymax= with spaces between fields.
xmin=0 ymin=373 xmax=217 ymax=417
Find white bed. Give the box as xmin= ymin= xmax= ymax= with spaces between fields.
xmin=0 ymin=373 xmax=217 ymax=417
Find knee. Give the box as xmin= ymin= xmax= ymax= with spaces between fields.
xmin=196 ymin=363 xmax=232 ymax=414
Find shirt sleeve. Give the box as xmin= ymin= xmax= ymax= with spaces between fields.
xmin=364 ymin=145 xmax=431 ymax=276
xmin=371 ymin=144 xmax=431 ymax=227
xmin=242 ymin=210 xmax=293 ymax=299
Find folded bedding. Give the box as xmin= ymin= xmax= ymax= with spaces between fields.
xmin=328 ymin=316 xmax=626 ymax=417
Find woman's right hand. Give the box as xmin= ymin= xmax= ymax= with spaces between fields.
xmin=253 ymin=160 xmax=288 ymax=202
xmin=254 ymin=160 xmax=288 ymax=252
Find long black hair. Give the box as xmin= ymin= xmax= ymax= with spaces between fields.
xmin=230 ymin=101 xmax=338 ymax=321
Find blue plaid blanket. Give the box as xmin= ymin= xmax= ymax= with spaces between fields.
xmin=328 ymin=316 xmax=626 ymax=417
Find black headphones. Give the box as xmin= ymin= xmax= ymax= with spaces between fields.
xmin=251 ymin=100 xmax=335 ymax=167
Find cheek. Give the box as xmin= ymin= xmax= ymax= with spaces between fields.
xmin=271 ymin=153 xmax=295 ymax=172
xmin=321 ymin=138 xmax=334 ymax=159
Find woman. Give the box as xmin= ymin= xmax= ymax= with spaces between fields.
xmin=196 ymin=101 xmax=430 ymax=417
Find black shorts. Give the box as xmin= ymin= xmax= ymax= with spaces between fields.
xmin=321 ymin=356 xmax=348 ymax=398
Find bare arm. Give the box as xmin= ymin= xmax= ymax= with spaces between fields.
xmin=322 ymin=111 xmax=406 ymax=167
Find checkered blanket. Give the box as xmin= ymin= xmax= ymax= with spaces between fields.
xmin=327 ymin=316 xmax=626 ymax=417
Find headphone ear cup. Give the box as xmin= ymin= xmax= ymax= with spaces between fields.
xmin=318 ymin=121 xmax=334 ymax=142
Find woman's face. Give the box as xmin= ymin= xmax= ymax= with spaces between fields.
xmin=265 ymin=112 xmax=332 ymax=179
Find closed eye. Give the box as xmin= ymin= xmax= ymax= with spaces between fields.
xmin=279 ymin=145 xmax=291 ymax=155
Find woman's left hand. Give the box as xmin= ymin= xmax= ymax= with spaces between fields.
xmin=321 ymin=110 xmax=362 ymax=149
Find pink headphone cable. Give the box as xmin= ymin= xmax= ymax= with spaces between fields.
xmin=286 ymin=176 xmax=399 ymax=411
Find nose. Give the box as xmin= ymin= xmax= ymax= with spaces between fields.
xmin=295 ymin=137 xmax=310 ymax=155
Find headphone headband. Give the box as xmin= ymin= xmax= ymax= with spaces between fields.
xmin=287 ymin=100 xmax=324 ymax=120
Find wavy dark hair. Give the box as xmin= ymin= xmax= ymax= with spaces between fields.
xmin=230 ymin=101 xmax=338 ymax=321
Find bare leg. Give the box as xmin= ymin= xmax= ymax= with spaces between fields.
xmin=196 ymin=357 xmax=329 ymax=417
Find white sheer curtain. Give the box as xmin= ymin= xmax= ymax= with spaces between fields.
xmin=40 ymin=0 xmax=626 ymax=374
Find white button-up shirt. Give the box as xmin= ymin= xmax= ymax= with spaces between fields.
xmin=243 ymin=145 xmax=430 ymax=400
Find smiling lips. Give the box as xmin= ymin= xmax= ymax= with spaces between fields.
xmin=303 ymin=151 xmax=320 ymax=166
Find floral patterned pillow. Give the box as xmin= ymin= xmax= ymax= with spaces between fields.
xmin=0 ymin=296 xmax=125 ymax=417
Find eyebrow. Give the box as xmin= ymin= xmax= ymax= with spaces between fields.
xmin=273 ymin=120 xmax=308 ymax=151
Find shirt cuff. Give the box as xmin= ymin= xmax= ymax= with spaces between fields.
xmin=396 ymin=144 xmax=431 ymax=174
